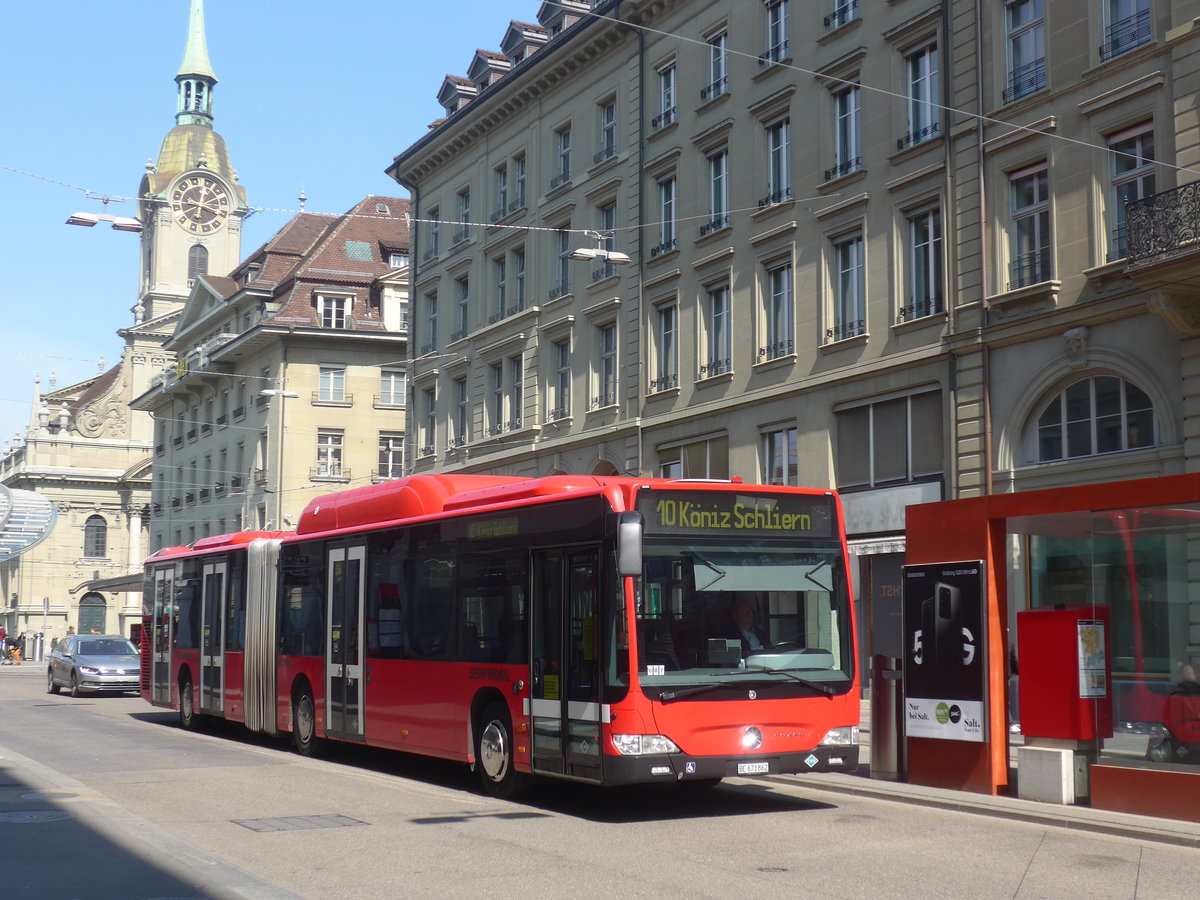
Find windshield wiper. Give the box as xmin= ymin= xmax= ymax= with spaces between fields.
xmin=803 ymin=559 xmax=833 ymax=591
xmin=658 ymin=670 xmax=835 ymax=703
xmin=684 ymin=551 xmax=726 ymax=591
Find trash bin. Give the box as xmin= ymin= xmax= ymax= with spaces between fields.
xmin=870 ymin=654 xmax=905 ymax=781
xmin=29 ymin=632 xmax=44 ymax=663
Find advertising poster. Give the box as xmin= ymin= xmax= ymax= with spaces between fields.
xmin=1077 ymin=619 xmax=1107 ymax=698
xmin=903 ymin=561 xmax=986 ymax=742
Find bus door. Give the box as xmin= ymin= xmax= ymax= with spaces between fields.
xmin=199 ymin=559 xmax=226 ymax=714
xmin=326 ymin=543 xmax=366 ymax=742
xmin=530 ymin=547 xmax=602 ymax=782
xmin=151 ymin=566 xmax=174 ymax=705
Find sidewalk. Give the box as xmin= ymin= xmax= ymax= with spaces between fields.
xmin=777 ymin=699 xmax=1200 ymax=849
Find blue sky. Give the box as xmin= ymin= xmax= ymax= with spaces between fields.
xmin=0 ymin=0 xmax=528 ymax=445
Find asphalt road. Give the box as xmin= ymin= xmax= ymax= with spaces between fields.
xmin=2 ymin=663 xmax=1199 ymax=899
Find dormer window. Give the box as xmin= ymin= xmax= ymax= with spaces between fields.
xmin=376 ymin=203 xmax=390 ymax=214
xmin=389 ymin=253 xmax=409 ymax=268
xmin=243 ymin=263 xmax=261 ymax=287
xmin=317 ymin=295 xmax=352 ymax=329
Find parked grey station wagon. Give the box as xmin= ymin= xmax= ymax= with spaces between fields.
xmin=47 ymin=635 xmax=141 ymax=696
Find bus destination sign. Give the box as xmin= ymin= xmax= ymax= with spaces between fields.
xmin=637 ymin=490 xmax=835 ymax=539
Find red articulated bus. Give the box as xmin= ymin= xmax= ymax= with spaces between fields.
xmin=142 ymin=474 xmax=860 ymax=796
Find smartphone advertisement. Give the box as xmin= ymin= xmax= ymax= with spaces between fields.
xmin=903 ymin=561 xmax=986 ymax=742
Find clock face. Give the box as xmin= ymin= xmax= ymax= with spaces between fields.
xmin=170 ymin=175 xmax=231 ymax=234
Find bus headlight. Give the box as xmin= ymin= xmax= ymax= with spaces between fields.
xmin=612 ymin=734 xmax=681 ymax=755
xmin=819 ymin=726 xmax=859 ymax=746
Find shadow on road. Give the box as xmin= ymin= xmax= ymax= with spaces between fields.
xmin=0 ymin=763 xmax=223 ymax=899
xmin=129 ymin=710 xmax=841 ymax=824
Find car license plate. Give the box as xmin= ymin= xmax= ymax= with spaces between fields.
xmin=737 ymin=762 xmax=769 ymax=775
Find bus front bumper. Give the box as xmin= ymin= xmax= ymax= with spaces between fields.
xmin=603 ymin=744 xmax=860 ymax=786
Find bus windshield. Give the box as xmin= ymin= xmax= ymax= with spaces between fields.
xmin=634 ymin=540 xmax=853 ymax=693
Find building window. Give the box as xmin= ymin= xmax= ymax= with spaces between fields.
xmin=552 ymin=226 xmax=572 ymax=299
xmin=900 ymin=44 xmax=939 ymax=150
xmin=453 ymin=377 xmax=469 ymax=446
xmin=654 ymin=63 xmax=676 ymax=129
xmin=830 ymin=234 xmax=866 ymax=341
xmin=762 ymin=0 xmax=789 ymax=65
xmin=553 ymin=125 xmax=572 ymax=186
xmin=493 ymin=165 xmax=508 ymax=220
xmin=598 ymin=99 xmax=617 ymax=159
xmin=422 ymin=292 xmax=438 ymax=355
xmin=455 ymin=188 xmax=471 ymax=243
xmin=836 ymin=391 xmax=943 ymax=490
xmin=704 ymin=30 xmax=728 ymax=99
xmin=420 ymin=388 xmax=436 ymax=455
xmin=1009 ymin=164 xmax=1051 ymax=289
xmin=389 ymin=253 xmax=408 ymax=268
xmin=187 ymin=244 xmax=208 ymax=286
xmin=455 ymin=276 xmax=471 ymax=338
xmin=594 ymin=323 xmax=617 ymax=409
xmin=511 ymin=248 xmax=526 ymax=314
xmin=762 ymin=117 xmax=791 ymax=207
xmin=489 ymin=363 xmax=504 ymax=434
xmin=1037 ymin=376 xmax=1154 ymax=461
xmin=318 ymin=295 xmax=350 ymax=329
xmin=316 ymin=429 xmax=344 ymax=477
xmin=653 ymin=177 xmax=677 ymax=256
xmin=703 ymin=283 xmax=731 ymax=377
xmin=513 ymin=154 xmax=527 ymax=210
xmin=83 ymin=515 xmax=108 ymax=558
xmin=825 ymin=0 xmax=858 ymax=29
xmin=827 ymin=84 xmax=862 ymax=180
xmin=1004 ymin=0 xmax=1046 ymax=103
xmin=658 ymin=434 xmax=729 ymax=479
xmin=761 ymin=263 xmax=793 ymax=361
xmin=704 ymin=149 xmax=729 ymax=234
xmin=761 ymin=426 xmax=798 ymax=485
xmin=551 ymin=339 xmax=571 ymax=420
xmin=318 ymin=365 xmax=346 ymax=402
xmin=651 ymin=304 xmax=678 ymax=393
xmin=491 ymin=261 xmax=505 ymax=323
xmin=507 ymin=355 xmax=523 ymax=430
xmin=1101 ymin=0 xmax=1151 ymax=60
xmin=594 ymin=204 xmax=618 ymax=281
xmin=379 ymin=368 xmax=405 ymax=406
xmin=427 ymin=208 xmax=440 ymax=258
xmin=902 ymin=207 xmax=944 ymax=321
xmin=378 ymin=432 xmax=404 ymax=479
xmin=1108 ymin=124 xmax=1155 ymax=261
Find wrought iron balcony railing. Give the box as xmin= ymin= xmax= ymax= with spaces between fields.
xmin=757 ymin=187 xmax=792 ymax=209
xmin=758 ymin=41 xmax=789 ymax=66
xmin=1100 ymin=9 xmax=1151 ymax=61
xmin=700 ymin=214 xmax=729 ymax=236
xmin=1125 ymin=182 xmax=1200 ymax=266
xmin=700 ymin=76 xmax=727 ymax=101
xmin=896 ymin=121 xmax=940 ymax=151
xmin=824 ymin=1 xmax=858 ymax=28
xmin=699 ymin=357 xmax=731 ymax=378
xmin=1003 ymin=58 xmax=1046 ymax=104
xmin=824 ymin=157 xmax=863 ymax=182
xmin=1008 ymin=248 xmax=1052 ymax=290
xmin=758 ymin=339 xmax=794 ymax=361
xmin=897 ymin=297 xmax=943 ymax=323
xmin=825 ymin=320 xmax=865 ymax=342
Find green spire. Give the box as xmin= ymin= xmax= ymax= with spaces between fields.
xmin=177 ymin=0 xmax=216 ymax=80
xmin=174 ymin=0 xmax=217 ymax=127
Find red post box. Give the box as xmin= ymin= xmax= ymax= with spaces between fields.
xmin=1017 ymin=605 xmax=1113 ymax=741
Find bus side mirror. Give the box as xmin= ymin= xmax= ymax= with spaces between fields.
xmin=616 ymin=512 xmax=643 ymax=578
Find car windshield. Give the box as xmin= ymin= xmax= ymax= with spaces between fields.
xmin=634 ymin=541 xmax=853 ymax=693
xmin=78 ymin=639 xmax=138 ymax=656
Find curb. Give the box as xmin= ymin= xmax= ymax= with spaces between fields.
xmin=770 ymin=772 xmax=1200 ymax=849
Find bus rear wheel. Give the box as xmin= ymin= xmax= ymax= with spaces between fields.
xmin=292 ymin=688 xmax=321 ymax=757
xmin=179 ymin=677 xmax=199 ymax=730
xmin=476 ymin=702 xmax=521 ymax=799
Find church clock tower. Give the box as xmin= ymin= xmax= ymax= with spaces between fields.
xmin=137 ymin=0 xmax=246 ymax=324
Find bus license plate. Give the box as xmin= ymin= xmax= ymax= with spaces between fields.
xmin=738 ymin=762 xmax=769 ymax=775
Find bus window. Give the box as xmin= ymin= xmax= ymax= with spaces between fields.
xmin=457 ymin=552 xmax=528 ymax=664
xmin=225 ymin=551 xmax=247 ymax=651
xmin=410 ymin=535 xmax=454 ymax=658
xmin=174 ymin=558 xmax=201 ymax=650
xmin=280 ymin=542 xmax=326 ymax=657
xmin=367 ymin=528 xmax=406 ymax=659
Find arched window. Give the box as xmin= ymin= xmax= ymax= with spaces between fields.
xmin=1037 ymin=375 xmax=1154 ymax=461
xmin=83 ymin=515 xmax=108 ymax=558
xmin=187 ymin=244 xmax=208 ymax=285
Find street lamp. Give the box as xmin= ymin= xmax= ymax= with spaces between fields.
xmin=65 ymin=211 xmax=143 ymax=233
xmin=568 ymin=229 xmax=632 ymax=265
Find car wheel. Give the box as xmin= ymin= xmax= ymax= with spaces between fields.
xmin=47 ymin=668 xmax=60 ymax=694
xmin=69 ymin=671 xmax=81 ymax=698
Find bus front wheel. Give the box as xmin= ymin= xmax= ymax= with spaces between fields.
xmin=292 ymin=688 xmax=321 ymax=757
xmin=476 ymin=702 xmax=521 ymax=799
